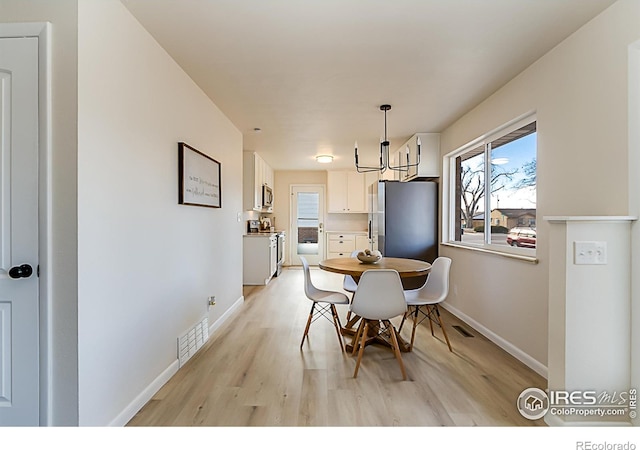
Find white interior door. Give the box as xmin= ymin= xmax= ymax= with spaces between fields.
xmin=0 ymin=37 xmax=40 ymax=426
xmin=291 ymin=185 xmax=325 ymax=265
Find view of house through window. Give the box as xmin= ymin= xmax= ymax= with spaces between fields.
xmin=453 ymin=120 xmax=537 ymax=250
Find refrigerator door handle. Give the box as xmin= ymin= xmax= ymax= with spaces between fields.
xmin=368 ymin=220 xmax=372 ymax=239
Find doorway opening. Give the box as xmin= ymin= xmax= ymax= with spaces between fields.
xmin=290 ymin=185 xmax=325 ymax=266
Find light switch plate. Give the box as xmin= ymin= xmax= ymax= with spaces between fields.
xmin=574 ymin=241 xmax=607 ymax=265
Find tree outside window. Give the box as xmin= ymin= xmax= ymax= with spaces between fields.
xmin=453 ymin=120 xmax=537 ymax=250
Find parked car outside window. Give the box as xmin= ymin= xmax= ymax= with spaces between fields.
xmin=506 ymin=227 xmax=536 ymax=248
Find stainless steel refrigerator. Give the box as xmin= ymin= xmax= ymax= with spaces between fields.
xmin=368 ymin=180 xmax=438 ymax=289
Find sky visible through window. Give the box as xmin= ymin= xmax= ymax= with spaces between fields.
xmin=490 ymin=133 xmax=537 ymax=210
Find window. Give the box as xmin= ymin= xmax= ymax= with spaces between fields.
xmin=448 ymin=116 xmax=537 ymax=255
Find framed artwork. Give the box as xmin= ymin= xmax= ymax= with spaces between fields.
xmin=178 ymin=142 xmax=221 ymax=208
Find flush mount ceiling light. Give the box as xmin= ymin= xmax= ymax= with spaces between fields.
xmin=354 ymin=104 xmax=421 ymax=173
xmin=315 ymin=155 xmax=334 ymax=163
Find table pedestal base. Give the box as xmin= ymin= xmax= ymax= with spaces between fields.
xmin=341 ymin=315 xmax=411 ymax=353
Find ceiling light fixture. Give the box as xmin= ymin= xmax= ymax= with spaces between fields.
xmin=354 ymin=104 xmax=421 ymax=173
xmin=315 ymin=155 xmax=334 ymax=163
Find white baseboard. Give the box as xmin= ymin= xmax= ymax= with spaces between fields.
xmin=209 ymin=295 xmax=244 ymax=337
xmin=544 ymin=414 xmax=632 ymax=427
xmin=108 ymin=359 xmax=179 ymax=427
xmin=109 ymin=295 xmax=245 ymax=427
xmin=442 ymin=303 xmax=548 ymax=379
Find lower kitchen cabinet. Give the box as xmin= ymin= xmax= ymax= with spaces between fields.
xmin=326 ymin=232 xmax=369 ymax=259
xmin=243 ymin=234 xmax=277 ymax=285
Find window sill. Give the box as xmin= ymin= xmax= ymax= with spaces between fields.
xmin=441 ymin=241 xmax=539 ymax=264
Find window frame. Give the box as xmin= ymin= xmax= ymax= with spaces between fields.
xmin=442 ymin=112 xmax=538 ymax=262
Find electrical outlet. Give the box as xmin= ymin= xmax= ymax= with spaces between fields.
xmin=207 ymin=296 xmax=216 ymax=310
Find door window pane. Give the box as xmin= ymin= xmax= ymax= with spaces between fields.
xmin=296 ymin=192 xmax=319 ymax=255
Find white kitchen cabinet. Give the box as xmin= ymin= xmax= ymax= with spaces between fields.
xmin=355 ymin=234 xmax=370 ymax=251
xmin=243 ymin=151 xmax=274 ymax=211
xmin=243 ymin=234 xmax=277 ymax=285
xmin=394 ymin=133 xmax=440 ymax=181
xmin=264 ymin=163 xmax=274 ymax=189
xmin=327 ymin=171 xmax=366 ymax=213
xmin=326 ymin=232 xmax=368 ymax=259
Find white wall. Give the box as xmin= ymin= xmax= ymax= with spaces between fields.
xmin=0 ymin=0 xmax=79 ymax=425
xmin=77 ymin=0 xmax=243 ymax=426
xmin=440 ymin=0 xmax=640 ymax=375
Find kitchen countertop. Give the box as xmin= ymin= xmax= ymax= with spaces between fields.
xmin=325 ymin=230 xmax=368 ymax=234
xmin=244 ymin=231 xmax=286 ymax=237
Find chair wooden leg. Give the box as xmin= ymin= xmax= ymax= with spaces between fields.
xmin=351 ymin=319 xmax=365 ymax=356
xmin=330 ymin=304 xmax=345 ymax=352
xmin=300 ymin=302 xmax=316 ymax=349
xmin=434 ymin=305 xmax=453 ymax=352
xmin=386 ymin=320 xmax=407 ymax=381
xmin=353 ymin=322 xmax=369 ymax=378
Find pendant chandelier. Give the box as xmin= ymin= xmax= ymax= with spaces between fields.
xmin=354 ymin=104 xmax=421 ymax=173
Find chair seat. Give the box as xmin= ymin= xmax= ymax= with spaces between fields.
xmin=309 ymin=289 xmax=350 ymax=305
xmin=404 ymin=290 xmax=441 ymax=306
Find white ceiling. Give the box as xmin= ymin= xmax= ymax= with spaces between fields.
xmin=121 ymin=0 xmax=616 ymax=170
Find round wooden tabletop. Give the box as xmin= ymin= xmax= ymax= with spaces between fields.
xmin=318 ymin=257 xmax=431 ymax=278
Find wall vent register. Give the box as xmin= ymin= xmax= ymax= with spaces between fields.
xmin=178 ymin=316 xmax=209 ymax=367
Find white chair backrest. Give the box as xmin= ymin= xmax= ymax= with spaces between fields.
xmin=343 ymin=250 xmax=361 ymax=287
xmin=300 ymin=256 xmax=320 ymax=299
xmin=420 ymin=257 xmax=452 ymax=303
xmin=350 ymin=270 xmax=407 ymax=320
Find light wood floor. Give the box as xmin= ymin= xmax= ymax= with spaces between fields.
xmin=127 ymin=267 xmax=547 ymax=426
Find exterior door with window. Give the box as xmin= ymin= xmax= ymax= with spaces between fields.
xmin=0 ymin=37 xmax=40 ymax=425
xmin=291 ymin=185 xmax=325 ymax=265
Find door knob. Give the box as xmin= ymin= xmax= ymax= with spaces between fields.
xmin=8 ymin=264 xmax=33 ymax=279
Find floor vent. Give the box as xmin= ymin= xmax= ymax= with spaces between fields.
xmin=452 ymin=325 xmax=474 ymax=338
xmin=178 ymin=316 xmax=209 ymax=368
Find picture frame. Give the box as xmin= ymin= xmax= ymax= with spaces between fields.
xmin=178 ymin=142 xmax=221 ymax=208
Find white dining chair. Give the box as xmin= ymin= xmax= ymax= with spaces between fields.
xmin=349 ymin=269 xmax=408 ymax=380
xmin=342 ymin=250 xmax=360 ymax=295
xmin=342 ymin=250 xmax=360 ymax=323
xmin=299 ymin=256 xmax=350 ymax=352
xmin=399 ymin=257 xmax=453 ymax=352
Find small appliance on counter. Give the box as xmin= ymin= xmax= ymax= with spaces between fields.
xmin=247 ymin=219 xmax=261 ymax=234
xmin=260 ymin=217 xmax=272 ymax=231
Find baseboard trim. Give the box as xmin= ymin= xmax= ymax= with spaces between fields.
xmin=544 ymin=414 xmax=632 ymax=427
xmin=109 ymin=295 xmax=245 ymax=427
xmin=209 ymin=295 xmax=244 ymax=337
xmin=108 ymin=359 xmax=179 ymax=427
xmin=442 ymin=303 xmax=548 ymax=379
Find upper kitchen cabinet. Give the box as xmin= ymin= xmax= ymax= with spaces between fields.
xmin=243 ymin=151 xmax=274 ymax=211
xmin=327 ymin=171 xmax=367 ymax=213
xmin=395 ymin=133 xmax=440 ymax=181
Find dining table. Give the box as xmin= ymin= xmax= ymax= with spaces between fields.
xmin=318 ymin=256 xmax=432 ymax=353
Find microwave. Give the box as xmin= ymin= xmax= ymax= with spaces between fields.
xmin=262 ymin=184 xmax=273 ymax=208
